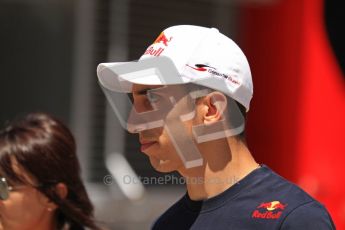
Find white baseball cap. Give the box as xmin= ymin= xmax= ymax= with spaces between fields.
xmin=97 ymin=25 xmax=253 ymax=111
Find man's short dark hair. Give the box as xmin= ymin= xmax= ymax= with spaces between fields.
xmin=235 ymin=101 xmax=247 ymax=140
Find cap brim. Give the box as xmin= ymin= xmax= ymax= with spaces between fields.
xmin=97 ymin=56 xmax=251 ymax=112
xmin=97 ymin=56 xmax=188 ymax=93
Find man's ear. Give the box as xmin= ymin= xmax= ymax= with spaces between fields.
xmin=204 ymin=92 xmax=227 ymax=125
xmin=45 ymin=183 xmax=68 ymax=212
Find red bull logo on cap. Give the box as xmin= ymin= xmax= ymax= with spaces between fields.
xmin=252 ymin=201 xmax=288 ymax=219
xmin=143 ymin=32 xmax=173 ymax=57
xmin=154 ymin=32 xmax=172 ymax=46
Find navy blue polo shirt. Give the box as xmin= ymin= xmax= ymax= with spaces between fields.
xmin=152 ymin=165 xmax=335 ymax=230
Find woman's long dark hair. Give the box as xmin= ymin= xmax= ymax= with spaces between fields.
xmin=0 ymin=113 xmax=101 ymax=230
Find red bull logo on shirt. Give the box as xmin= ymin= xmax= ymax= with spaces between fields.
xmin=144 ymin=32 xmax=173 ymax=57
xmin=252 ymin=201 xmax=288 ymax=219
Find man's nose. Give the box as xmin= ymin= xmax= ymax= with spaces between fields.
xmin=127 ymin=106 xmax=156 ymax=133
xmin=127 ymin=107 xmax=141 ymax=133
xmin=127 ymin=105 xmax=166 ymax=133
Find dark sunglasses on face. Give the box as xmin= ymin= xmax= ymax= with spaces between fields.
xmin=0 ymin=177 xmax=59 ymax=201
xmin=0 ymin=177 xmax=27 ymax=201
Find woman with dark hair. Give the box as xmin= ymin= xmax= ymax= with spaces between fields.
xmin=0 ymin=113 xmax=101 ymax=230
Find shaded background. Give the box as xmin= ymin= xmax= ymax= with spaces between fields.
xmin=0 ymin=0 xmax=344 ymax=229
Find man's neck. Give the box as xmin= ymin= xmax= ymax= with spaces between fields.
xmin=178 ymin=137 xmax=259 ymax=201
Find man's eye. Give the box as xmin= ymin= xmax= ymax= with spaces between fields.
xmin=147 ymin=92 xmax=161 ymax=103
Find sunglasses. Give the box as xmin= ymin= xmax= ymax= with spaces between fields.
xmin=0 ymin=177 xmax=27 ymax=201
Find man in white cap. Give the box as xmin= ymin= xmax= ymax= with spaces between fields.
xmin=97 ymin=25 xmax=335 ymax=229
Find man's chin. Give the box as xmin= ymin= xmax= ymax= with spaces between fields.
xmin=149 ymin=157 xmax=176 ymax=173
